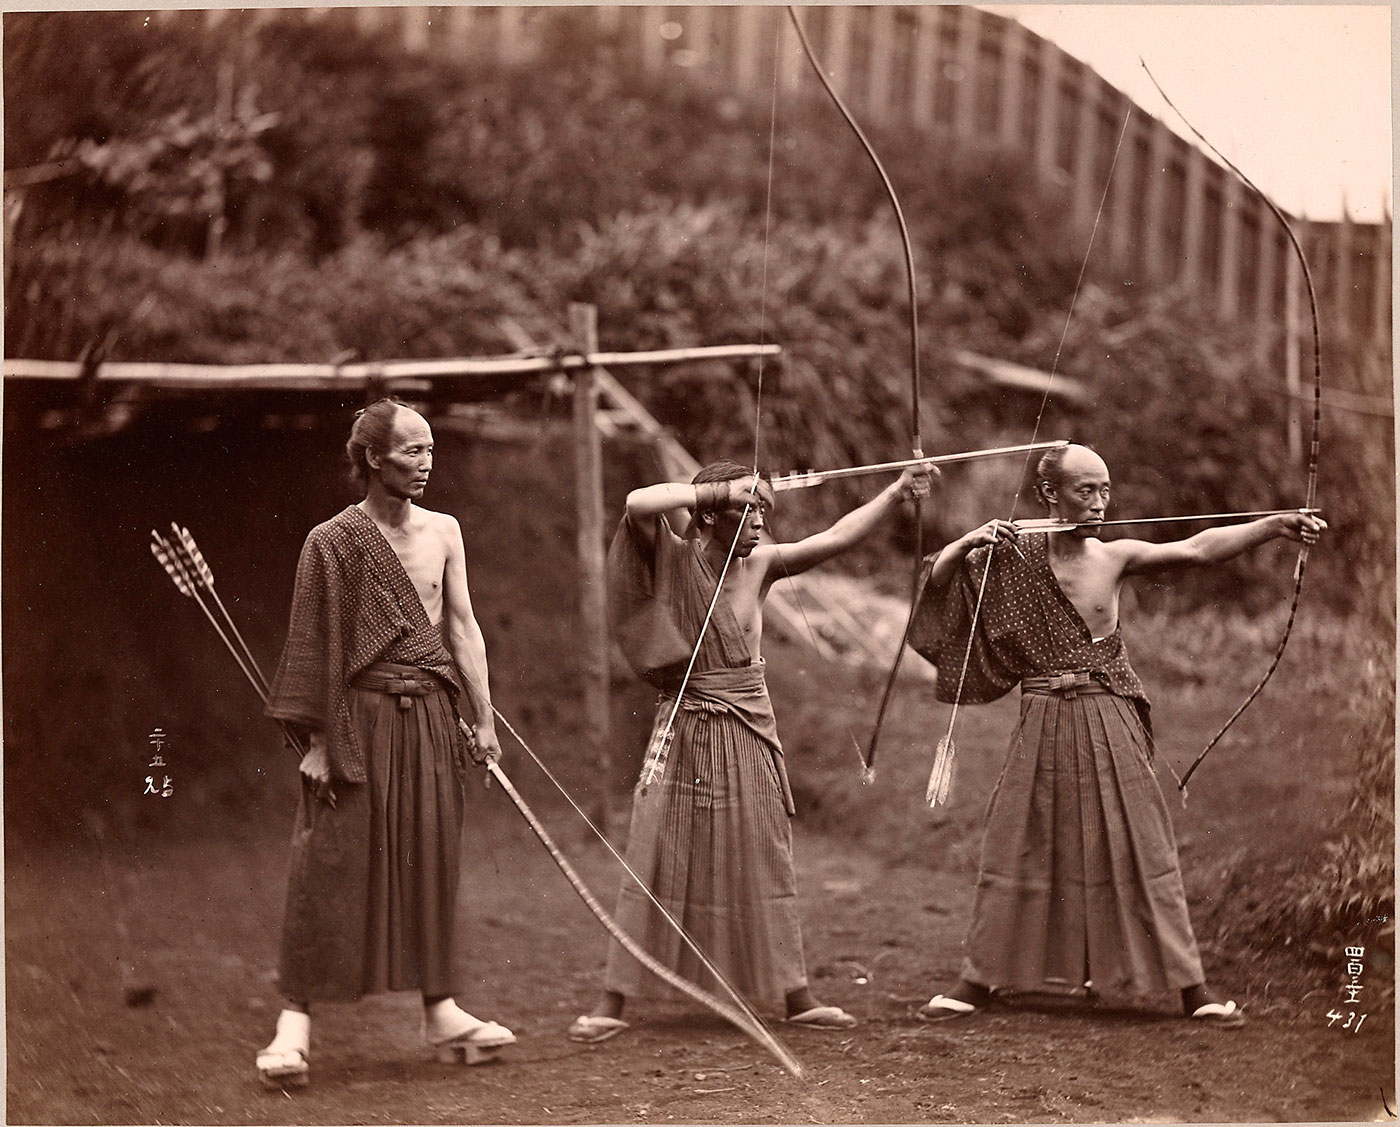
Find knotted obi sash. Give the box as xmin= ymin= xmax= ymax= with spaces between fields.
xmin=350 ymin=661 xmax=451 ymax=709
xmin=656 ymin=662 xmax=795 ymax=817
xmin=1021 ymin=671 xmax=1114 ymax=698
xmin=1020 ymin=668 xmax=1153 ymax=751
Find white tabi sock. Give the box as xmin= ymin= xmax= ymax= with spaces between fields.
xmin=424 ymin=998 xmax=485 ymax=1042
xmin=262 ymin=1008 xmax=310 ymax=1056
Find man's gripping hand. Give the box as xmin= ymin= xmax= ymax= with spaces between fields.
xmin=299 ymin=731 xmax=336 ymax=807
xmin=1277 ymin=511 xmax=1327 ymax=546
xmin=458 ymin=717 xmax=503 ymax=768
xmin=896 ymin=463 xmax=936 ymax=501
xmin=723 ymin=474 xmax=775 ymax=510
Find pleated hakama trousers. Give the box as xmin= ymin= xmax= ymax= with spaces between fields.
xmin=962 ymin=686 xmax=1204 ymax=997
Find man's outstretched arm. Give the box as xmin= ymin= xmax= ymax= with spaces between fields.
xmin=622 ymin=474 xmax=768 ymax=549
xmin=624 ymin=475 xmax=767 ymax=519
xmin=1117 ymin=511 xmax=1327 ymax=575
xmin=765 ymin=467 xmax=932 ymax=578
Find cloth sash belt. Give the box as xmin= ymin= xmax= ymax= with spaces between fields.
xmin=663 ymin=665 xmax=781 ymax=754
xmin=651 ymin=662 xmax=795 ymax=816
xmin=350 ymin=662 xmax=447 ymax=711
xmin=1021 ymin=671 xmax=1112 ymax=699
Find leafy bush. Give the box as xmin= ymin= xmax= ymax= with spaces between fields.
xmin=1200 ymin=633 xmax=1394 ymax=978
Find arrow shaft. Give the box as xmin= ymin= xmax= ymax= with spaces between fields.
xmin=770 ymin=441 xmax=1068 ymax=492
xmin=151 ymin=533 xmax=303 ymax=755
xmin=1015 ymin=508 xmax=1320 ymax=533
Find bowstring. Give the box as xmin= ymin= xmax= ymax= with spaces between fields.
xmin=1140 ymin=59 xmax=1323 ymax=792
xmin=752 ymin=11 xmax=874 ymax=772
xmin=642 ymin=506 xmax=753 ymax=785
xmin=770 ymin=545 xmax=870 ymax=771
xmin=935 ymin=105 xmax=1134 ymax=788
xmin=653 ymin=17 xmax=789 ymax=764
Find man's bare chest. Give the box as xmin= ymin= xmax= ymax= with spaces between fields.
xmin=378 ymin=529 xmax=447 ymax=615
xmin=722 ymin=566 xmax=766 ymax=650
xmin=1048 ymin=554 xmax=1119 ymax=630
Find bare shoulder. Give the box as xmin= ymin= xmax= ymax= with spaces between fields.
xmin=413 ymin=506 xmax=464 ymax=548
xmin=1097 ymin=535 xmax=1164 ymax=573
xmin=746 ymin=542 xmax=782 ymax=571
xmin=1081 ymin=535 xmax=1136 ymax=568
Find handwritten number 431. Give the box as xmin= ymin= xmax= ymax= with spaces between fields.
xmin=1326 ymin=1010 xmax=1367 ymax=1032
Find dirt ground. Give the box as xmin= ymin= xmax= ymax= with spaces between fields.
xmin=7 ymin=714 xmax=1394 ymax=1126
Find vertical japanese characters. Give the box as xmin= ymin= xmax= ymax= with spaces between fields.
xmin=144 ymin=727 xmax=173 ymax=798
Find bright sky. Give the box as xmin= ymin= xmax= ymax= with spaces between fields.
xmin=984 ymin=5 xmax=1392 ymax=222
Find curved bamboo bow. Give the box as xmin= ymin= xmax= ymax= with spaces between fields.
xmin=1140 ymin=62 xmax=1324 ymax=792
xmin=785 ymin=6 xmax=925 ymax=784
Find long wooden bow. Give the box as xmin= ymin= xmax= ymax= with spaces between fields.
xmin=785 ymin=5 xmax=926 ymax=785
xmin=475 ymin=714 xmax=802 ymax=1077
xmin=1140 ymin=62 xmax=1324 ymax=792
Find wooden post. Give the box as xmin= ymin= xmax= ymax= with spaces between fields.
xmin=1106 ymin=104 xmax=1136 ymax=272
xmin=1253 ymin=202 xmax=1278 ymax=363
xmin=823 ymin=6 xmax=852 ymax=94
xmin=998 ymin=19 xmax=1025 ymax=148
xmin=909 ymin=7 xmax=936 ymax=129
xmin=1071 ymin=67 xmax=1099 ymax=233
xmin=1033 ymin=37 xmax=1062 ymax=182
xmin=1180 ymin=144 xmax=1207 ymax=290
xmin=867 ymin=5 xmax=894 ymax=118
xmin=1218 ymin=174 xmax=1241 ymax=321
xmin=1373 ymin=211 xmax=1392 ymax=358
xmin=954 ymin=5 xmax=980 ymax=139
xmin=733 ymin=5 xmax=763 ymax=93
xmin=570 ymin=303 xmax=612 ymax=830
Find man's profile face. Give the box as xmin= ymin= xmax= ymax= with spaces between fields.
xmin=710 ymin=478 xmax=774 ymax=557
xmin=1046 ymin=446 xmax=1111 ymax=534
xmin=370 ymin=408 xmax=435 ymax=501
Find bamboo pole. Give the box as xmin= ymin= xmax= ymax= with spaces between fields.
xmin=570 ymin=303 xmax=612 ymax=833
xmin=3 ymin=344 xmax=782 ymax=388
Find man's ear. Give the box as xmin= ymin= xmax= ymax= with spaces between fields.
xmin=1040 ymin=481 xmax=1057 ymax=503
xmin=364 ymin=448 xmax=382 ymax=472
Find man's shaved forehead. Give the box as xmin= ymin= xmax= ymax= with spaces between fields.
xmin=1058 ymin=444 xmax=1109 ymax=478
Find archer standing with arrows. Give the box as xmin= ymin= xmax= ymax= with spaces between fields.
xmin=569 ymin=458 xmax=932 ymax=1043
xmin=256 ymin=398 xmax=515 ymax=1087
xmin=911 ymin=443 xmax=1324 ymax=1028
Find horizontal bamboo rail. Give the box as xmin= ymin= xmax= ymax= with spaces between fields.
xmin=3 ymin=344 xmax=782 ymax=391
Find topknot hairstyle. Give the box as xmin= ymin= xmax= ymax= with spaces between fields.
xmin=346 ymin=397 xmax=408 ymax=490
xmin=1034 ymin=443 xmax=1096 ymax=509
